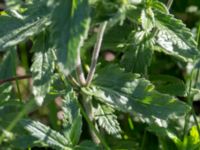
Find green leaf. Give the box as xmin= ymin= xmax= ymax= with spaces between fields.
xmin=12 ymin=135 xmax=42 ymax=149
xmin=75 ymin=140 xmax=100 ymax=150
xmin=31 ymin=32 xmax=55 ymax=105
xmin=150 ymin=75 xmax=186 ymax=96
xmin=0 ymin=101 xmax=23 ymax=126
xmin=62 ymin=90 xmax=82 ymax=146
xmin=0 ymin=49 xmax=17 ymax=79
xmin=51 ymin=0 xmax=90 ymax=75
xmin=147 ymin=124 xmax=181 ymax=147
xmin=121 ymin=38 xmax=153 ymax=74
xmin=0 ymin=49 xmax=16 ymax=101
xmin=0 ymin=1 xmax=51 ymax=51
xmin=94 ymin=104 xmax=121 ymax=138
xmin=21 ymin=119 xmax=72 ymax=150
xmin=110 ymin=139 xmax=140 ymax=149
xmin=151 ymin=1 xmax=168 ymax=13
xmin=154 ymin=10 xmax=199 ymax=61
xmin=0 ymin=84 xmax=12 ymax=101
xmin=101 ymin=23 xmax=132 ymax=51
xmin=82 ymin=65 xmax=190 ymax=119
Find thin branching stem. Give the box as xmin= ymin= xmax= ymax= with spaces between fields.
xmin=76 ymin=38 xmax=86 ymax=86
xmin=0 ymin=75 xmax=31 ymax=85
xmin=86 ymin=21 xmax=107 ymax=86
xmin=59 ymin=72 xmax=110 ymax=149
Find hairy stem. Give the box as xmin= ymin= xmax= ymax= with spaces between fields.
xmin=76 ymin=38 xmax=86 ymax=86
xmin=82 ymin=95 xmax=100 ymax=144
xmin=86 ymin=21 xmax=107 ymax=86
xmin=78 ymin=94 xmax=110 ymax=149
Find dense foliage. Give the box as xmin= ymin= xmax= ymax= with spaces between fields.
xmin=0 ymin=0 xmax=200 ymax=149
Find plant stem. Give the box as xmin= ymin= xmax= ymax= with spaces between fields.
xmin=59 ymin=72 xmax=109 ymax=149
xmin=197 ymin=24 xmax=200 ymax=48
xmin=183 ymin=69 xmax=200 ymax=138
xmin=183 ymin=70 xmax=194 ymax=138
xmin=76 ymin=95 xmax=110 ymax=149
xmin=76 ymin=38 xmax=86 ymax=86
xmin=86 ymin=21 xmax=107 ymax=86
xmin=82 ymin=95 xmax=100 ymax=144
xmin=0 ymin=75 xmax=31 ymax=85
xmin=141 ymin=130 xmax=147 ymax=150
xmin=167 ymin=0 xmax=174 ymax=9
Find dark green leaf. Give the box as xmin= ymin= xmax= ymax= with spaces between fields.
xmin=75 ymin=140 xmax=100 ymax=150
xmin=0 ymin=101 xmax=23 ymax=126
xmin=150 ymin=75 xmax=186 ymax=96
xmin=51 ymin=0 xmax=90 ymax=75
xmin=0 ymin=1 xmax=51 ymax=51
xmin=0 ymin=49 xmax=17 ymax=79
xmin=121 ymin=39 xmax=153 ymax=74
xmin=12 ymin=135 xmax=42 ymax=149
xmin=82 ymin=65 xmax=190 ymax=119
xmin=62 ymin=90 xmax=82 ymax=146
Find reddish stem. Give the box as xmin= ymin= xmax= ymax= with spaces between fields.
xmin=0 ymin=75 xmax=32 ymax=85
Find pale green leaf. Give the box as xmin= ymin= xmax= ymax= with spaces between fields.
xmin=154 ymin=10 xmax=199 ymax=61
xmin=31 ymin=32 xmax=55 ymax=106
xmin=21 ymin=119 xmax=72 ymax=150
xmin=62 ymin=90 xmax=82 ymax=146
xmin=51 ymin=0 xmax=90 ymax=75
xmin=82 ymin=65 xmax=190 ymax=119
xmin=141 ymin=8 xmax=155 ymax=32
xmin=94 ymin=104 xmax=121 ymax=138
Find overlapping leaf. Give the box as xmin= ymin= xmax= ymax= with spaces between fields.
xmin=51 ymin=0 xmax=90 ymax=75
xmin=154 ymin=10 xmax=199 ymax=61
xmin=121 ymin=39 xmax=153 ymax=74
xmin=0 ymin=49 xmax=16 ymax=101
xmin=0 ymin=1 xmax=51 ymax=51
xmin=21 ymin=119 xmax=71 ymax=150
xmin=82 ymin=65 xmax=190 ymax=119
xmin=31 ymin=32 xmax=55 ymax=105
